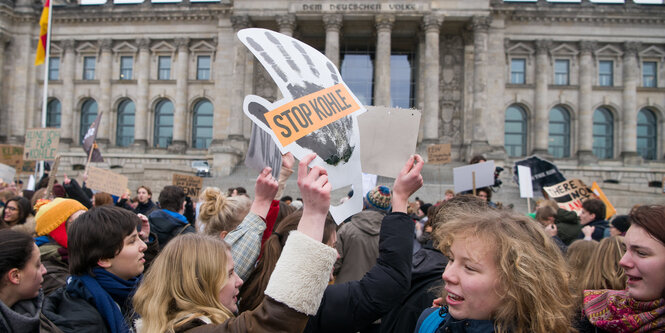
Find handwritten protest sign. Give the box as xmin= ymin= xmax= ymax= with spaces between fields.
xmin=0 ymin=145 xmax=24 ymax=168
xmin=172 ymin=174 xmax=203 ymax=198
xmin=543 ymin=179 xmax=593 ymax=213
xmin=591 ymin=182 xmax=616 ymax=219
xmin=427 ymin=144 xmax=452 ymax=165
xmin=358 ymin=106 xmax=421 ymax=178
xmin=24 ymin=128 xmax=60 ymax=161
xmin=85 ymin=166 xmax=128 ymax=197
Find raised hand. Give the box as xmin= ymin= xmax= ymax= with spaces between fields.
xmin=250 ymin=167 xmax=279 ymax=219
xmin=297 ymin=153 xmax=331 ymax=242
xmin=137 ymin=213 xmax=150 ymax=242
xmin=391 ymin=155 xmax=424 ymax=213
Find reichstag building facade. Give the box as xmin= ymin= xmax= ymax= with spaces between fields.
xmin=0 ymin=0 xmax=663 ymax=189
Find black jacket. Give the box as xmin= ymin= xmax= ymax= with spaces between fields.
xmin=381 ymin=239 xmax=447 ymax=333
xmin=303 ymin=212 xmax=413 ymax=333
xmin=41 ymin=285 xmax=109 ymax=333
xmin=135 ymin=200 xmax=158 ymax=216
xmin=63 ymin=179 xmax=92 ymax=209
xmin=578 ymin=219 xmax=610 ymax=242
xmin=148 ymin=209 xmax=195 ymax=247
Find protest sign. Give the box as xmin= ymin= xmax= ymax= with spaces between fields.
xmin=362 ymin=173 xmax=377 ymax=197
xmin=24 ymin=128 xmax=60 ymax=161
xmin=85 ymin=166 xmax=128 ymax=197
xmin=245 ymin=123 xmax=281 ymax=179
xmin=591 ymin=182 xmax=616 ymax=219
xmin=427 ymin=144 xmax=452 ymax=165
xmin=44 ymin=156 xmax=61 ymax=199
xmin=358 ymin=106 xmax=420 ymax=178
xmin=517 ymin=165 xmax=533 ymax=198
xmin=0 ymin=145 xmax=24 ymax=168
xmin=453 ymin=160 xmax=495 ymax=193
xmin=513 ymin=156 xmax=565 ymax=193
xmin=172 ymin=174 xmax=203 ymax=198
xmin=0 ymin=164 xmax=15 ymax=183
xmin=238 ymin=28 xmax=367 ymax=224
xmin=543 ymin=179 xmax=593 ymax=213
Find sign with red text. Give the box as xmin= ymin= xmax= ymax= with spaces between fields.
xmin=543 ymin=179 xmax=594 ymax=213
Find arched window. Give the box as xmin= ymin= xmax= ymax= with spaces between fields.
xmin=116 ymin=99 xmax=135 ymax=147
xmin=79 ymin=99 xmax=98 ymax=144
xmin=154 ymin=99 xmax=174 ymax=148
xmin=46 ymin=99 xmax=61 ymax=128
xmin=548 ymin=106 xmax=571 ymax=158
xmin=593 ymin=107 xmax=614 ymax=159
xmin=637 ymin=108 xmax=658 ymax=160
xmin=192 ymin=99 xmax=213 ymax=149
xmin=504 ymin=105 xmax=527 ymax=157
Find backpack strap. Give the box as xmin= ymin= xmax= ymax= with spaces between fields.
xmin=418 ymin=307 xmax=447 ymax=333
xmin=175 ymin=223 xmax=190 ymax=237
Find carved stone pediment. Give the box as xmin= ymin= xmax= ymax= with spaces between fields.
xmin=506 ymin=42 xmax=534 ymax=56
xmin=150 ymin=40 xmax=175 ymax=53
xmin=113 ymin=41 xmax=138 ymax=54
xmin=76 ymin=41 xmax=98 ymax=54
xmin=639 ymin=45 xmax=665 ymax=62
xmin=551 ymin=43 xmax=578 ymax=57
xmin=594 ymin=44 xmax=623 ymax=58
xmin=189 ymin=40 xmax=215 ymax=53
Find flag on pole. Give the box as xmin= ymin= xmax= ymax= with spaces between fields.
xmin=82 ymin=112 xmax=104 ymax=162
xmin=35 ymin=0 xmax=51 ymax=66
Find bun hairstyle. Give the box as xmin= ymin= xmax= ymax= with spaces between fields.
xmin=198 ymin=187 xmax=251 ymax=237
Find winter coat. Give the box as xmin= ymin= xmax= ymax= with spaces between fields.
xmin=38 ymin=240 xmax=70 ymax=296
xmin=414 ymin=307 xmax=496 ymax=333
xmin=555 ymin=208 xmax=581 ymax=245
xmin=135 ymin=200 xmax=157 ymax=216
xmin=9 ymin=215 xmax=36 ymax=236
xmin=0 ymin=291 xmax=42 ymax=333
xmin=63 ymin=179 xmax=92 ymax=209
xmin=381 ymin=239 xmax=447 ymax=333
xmin=578 ymin=219 xmax=610 ymax=242
xmin=41 ymin=284 xmax=110 ymax=333
xmin=304 ymin=212 xmax=413 ymax=333
xmin=333 ymin=209 xmax=386 ymax=284
xmin=148 ymin=209 xmax=194 ymax=247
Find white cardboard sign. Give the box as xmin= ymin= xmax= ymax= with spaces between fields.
xmin=238 ymin=28 xmax=367 ymax=223
xmin=453 ymin=160 xmax=495 ymax=193
xmin=517 ymin=165 xmax=534 ymax=198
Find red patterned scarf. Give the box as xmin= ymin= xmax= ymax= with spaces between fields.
xmin=583 ymin=289 xmax=665 ymax=332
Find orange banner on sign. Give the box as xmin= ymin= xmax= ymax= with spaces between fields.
xmin=591 ymin=182 xmax=616 ymax=219
xmin=265 ymin=83 xmax=361 ymax=146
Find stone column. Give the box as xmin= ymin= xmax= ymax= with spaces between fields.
xmin=0 ymin=33 xmax=10 ymax=140
xmin=277 ymin=14 xmax=297 ymax=37
xmin=532 ymin=39 xmax=551 ymax=155
xmin=323 ymin=14 xmax=342 ymax=69
xmin=422 ymin=14 xmax=441 ymax=141
xmin=577 ymin=41 xmax=596 ymax=164
xmin=621 ymin=41 xmax=641 ymax=164
xmin=169 ymin=38 xmax=189 ymax=152
xmin=469 ymin=16 xmax=492 ymax=155
xmin=97 ymin=39 xmax=112 ymax=146
xmin=133 ymin=38 xmax=150 ymax=149
xmin=60 ymin=40 xmax=75 ymax=145
xmin=373 ymin=14 xmax=394 ymax=107
xmin=229 ymin=15 xmax=250 ymax=139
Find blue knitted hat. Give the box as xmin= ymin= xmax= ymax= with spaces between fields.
xmin=365 ymin=186 xmax=391 ymax=211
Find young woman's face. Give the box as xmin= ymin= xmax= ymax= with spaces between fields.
xmin=137 ymin=188 xmax=150 ymax=204
xmin=104 ymin=230 xmax=147 ymax=280
xmin=3 ymin=201 xmax=19 ymax=224
xmin=218 ymin=251 xmax=243 ymax=314
xmin=17 ymin=244 xmax=47 ymax=300
xmin=442 ymin=236 xmax=502 ymax=320
xmin=619 ymin=225 xmax=665 ymax=301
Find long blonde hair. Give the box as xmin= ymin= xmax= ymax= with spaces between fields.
xmin=197 ymin=187 xmax=251 ymax=236
xmin=434 ymin=209 xmax=575 ymax=333
xmin=133 ymin=234 xmax=234 ymax=333
xmin=566 ymin=239 xmax=599 ymax=291
xmin=579 ymin=236 xmax=626 ymax=291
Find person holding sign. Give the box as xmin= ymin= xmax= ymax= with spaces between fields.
xmin=132 ymin=153 xmax=338 ymax=332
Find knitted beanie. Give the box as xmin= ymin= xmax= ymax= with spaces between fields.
xmin=35 ymin=198 xmax=87 ymax=236
xmin=365 ymin=186 xmax=391 ymax=212
xmin=611 ymin=215 xmax=631 ymax=234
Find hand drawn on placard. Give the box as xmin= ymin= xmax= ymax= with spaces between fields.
xmin=238 ymin=28 xmax=366 ymax=223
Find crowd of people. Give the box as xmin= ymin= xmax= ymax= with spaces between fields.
xmin=0 ymin=153 xmax=663 ymax=333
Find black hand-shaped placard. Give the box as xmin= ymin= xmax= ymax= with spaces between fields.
xmin=238 ymin=28 xmax=366 ymax=223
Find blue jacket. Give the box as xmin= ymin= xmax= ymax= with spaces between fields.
xmin=414 ymin=307 xmax=496 ymax=333
xmin=148 ymin=209 xmax=194 ymax=247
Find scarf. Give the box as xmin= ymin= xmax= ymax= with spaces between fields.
xmin=583 ymin=289 xmax=665 ymax=333
xmin=0 ymin=291 xmax=42 ymax=333
xmin=68 ymin=268 xmax=141 ymax=333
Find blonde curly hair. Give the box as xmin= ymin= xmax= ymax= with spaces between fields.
xmin=197 ymin=187 xmax=251 ymax=237
xmin=434 ymin=209 xmax=575 ymax=333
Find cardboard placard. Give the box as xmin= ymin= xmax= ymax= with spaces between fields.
xmin=172 ymin=173 xmax=203 ymax=198
xmin=453 ymin=161 xmax=495 ymax=193
xmin=591 ymin=182 xmax=616 ymax=219
xmin=427 ymin=144 xmax=452 ymax=165
xmin=24 ymin=128 xmax=60 ymax=161
xmin=85 ymin=166 xmax=128 ymax=197
xmin=543 ymin=179 xmax=593 ymax=214
xmin=0 ymin=145 xmax=24 ymax=169
xmin=517 ymin=165 xmax=534 ymax=198
xmin=358 ymin=106 xmax=421 ymax=178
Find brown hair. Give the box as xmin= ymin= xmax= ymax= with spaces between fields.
xmin=565 ymin=239 xmax=599 ymax=292
xmin=579 ymin=236 xmax=626 ymax=291
xmin=93 ymin=192 xmax=114 ymax=207
xmin=535 ymin=206 xmax=557 ymax=226
xmin=238 ymin=210 xmax=337 ymax=313
xmin=628 ymin=205 xmax=665 ymax=245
